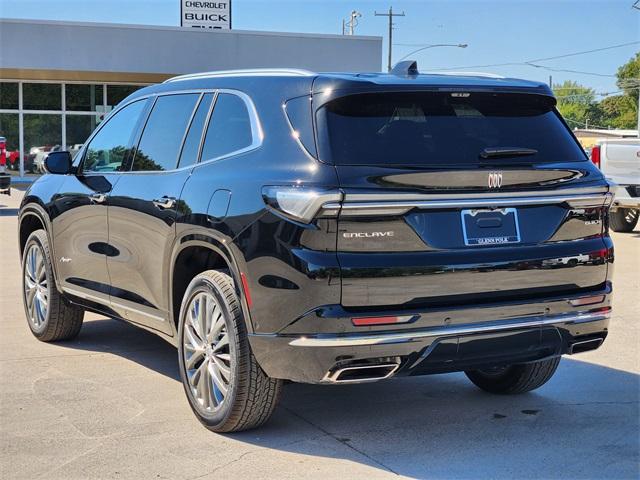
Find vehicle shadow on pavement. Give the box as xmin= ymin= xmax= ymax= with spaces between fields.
xmin=62 ymin=316 xmax=639 ymax=479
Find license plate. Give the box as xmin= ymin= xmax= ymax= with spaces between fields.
xmin=461 ymin=208 xmax=521 ymax=246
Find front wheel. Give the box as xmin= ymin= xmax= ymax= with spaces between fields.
xmin=610 ymin=208 xmax=639 ymax=233
xmin=178 ymin=270 xmax=282 ymax=432
xmin=22 ymin=230 xmax=84 ymax=341
xmin=465 ymin=357 xmax=561 ymax=394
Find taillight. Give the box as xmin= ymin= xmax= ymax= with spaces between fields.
xmin=262 ymin=186 xmax=342 ymax=223
xmin=591 ymin=145 xmax=601 ymax=168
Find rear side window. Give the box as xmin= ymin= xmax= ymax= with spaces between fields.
xmin=178 ymin=93 xmax=214 ymax=168
xmin=317 ymin=92 xmax=585 ymax=166
xmin=132 ymin=93 xmax=199 ymax=171
xmin=201 ymin=93 xmax=254 ymax=161
xmin=83 ymin=99 xmax=145 ymax=173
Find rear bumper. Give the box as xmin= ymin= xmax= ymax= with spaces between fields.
xmin=611 ymin=184 xmax=639 ymax=209
xmin=250 ymin=307 xmax=610 ymax=383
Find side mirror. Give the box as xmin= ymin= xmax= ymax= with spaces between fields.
xmin=44 ymin=151 xmax=72 ymax=175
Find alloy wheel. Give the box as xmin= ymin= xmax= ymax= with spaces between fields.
xmin=24 ymin=244 xmax=49 ymax=329
xmin=182 ymin=291 xmax=232 ymax=413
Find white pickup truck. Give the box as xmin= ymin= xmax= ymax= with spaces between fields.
xmin=592 ymin=138 xmax=640 ymax=232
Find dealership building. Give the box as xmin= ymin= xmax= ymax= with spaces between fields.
xmin=0 ymin=18 xmax=382 ymax=180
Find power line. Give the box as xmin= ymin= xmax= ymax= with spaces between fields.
xmin=430 ymin=41 xmax=640 ymax=72
xmin=526 ymin=63 xmax=616 ymax=78
xmin=527 ymin=41 xmax=640 ymax=63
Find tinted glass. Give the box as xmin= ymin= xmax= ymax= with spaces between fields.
xmin=83 ymin=100 xmax=145 ymax=172
xmin=65 ymin=84 xmax=104 ymax=111
xmin=317 ymin=92 xmax=586 ymax=166
xmin=285 ymin=95 xmax=317 ymax=157
xmin=0 ymin=82 xmax=19 ymax=110
xmin=132 ymin=94 xmax=199 ymax=172
xmin=107 ymin=85 xmax=142 ymax=110
xmin=201 ymin=93 xmax=253 ymax=161
xmin=23 ymin=83 xmax=62 ymax=110
xmin=178 ymin=93 xmax=213 ymax=168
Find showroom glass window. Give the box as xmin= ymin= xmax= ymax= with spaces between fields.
xmin=0 ymin=81 xmax=146 ymax=178
xmin=0 ymin=82 xmax=20 ymax=175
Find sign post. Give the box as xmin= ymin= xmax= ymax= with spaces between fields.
xmin=180 ymin=1 xmax=231 ymax=29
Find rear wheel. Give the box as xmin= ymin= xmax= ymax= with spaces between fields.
xmin=22 ymin=230 xmax=84 ymax=341
xmin=465 ymin=357 xmax=561 ymax=394
xmin=610 ymin=208 xmax=639 ymax=233
xmin=177 ymin=270 xmax=282 ymax=432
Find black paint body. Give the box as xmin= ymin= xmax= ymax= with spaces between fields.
xmin=19 ymin=72 xmax=613 ymax=383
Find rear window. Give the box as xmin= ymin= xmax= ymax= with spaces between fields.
xmin=317 ymin=91 xmax=585 ymax=166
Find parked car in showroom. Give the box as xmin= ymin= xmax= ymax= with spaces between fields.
xmin=591 ymin=138 xmax=640 ymax=232
xmin=18 ymin=63 xmax=614 ymax=432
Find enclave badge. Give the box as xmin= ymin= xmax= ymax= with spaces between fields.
xmin=488 ymin=172 xmax=503 ymax=189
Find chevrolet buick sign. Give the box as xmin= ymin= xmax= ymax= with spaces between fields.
xmin=181 ymin=1 xmax=231 ymax=29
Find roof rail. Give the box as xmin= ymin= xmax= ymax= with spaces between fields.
xmin=165 ymin=68 xmax=316 ymax=83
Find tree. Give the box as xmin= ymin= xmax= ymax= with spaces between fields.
xmin=553 ymin=80 xmax=597 ymax=128
xmin=598 ymin=95 xmax=636 ymax=129
xmin=616 ymin=52 xmax=640 ymax=103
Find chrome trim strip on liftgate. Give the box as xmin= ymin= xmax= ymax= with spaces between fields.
xmin=288 ymin=310 xmax=610 ymax=347
xmin=321 ymin=188 xmax=613 ymax=216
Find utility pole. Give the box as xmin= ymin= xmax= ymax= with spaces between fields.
xmin=549 ymin=75 xmax=552 ymax=89
xmin=375 ymin=6 xmax=405 ymax=71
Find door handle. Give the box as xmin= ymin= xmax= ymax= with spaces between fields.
xmin=89 ymin=193 xmax=107 ymax=204
xmin=152 ymin=196 xmax=176 ymax=209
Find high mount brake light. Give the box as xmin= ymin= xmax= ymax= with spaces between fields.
xmin=262 ymin=186 xmax=342 ymax=223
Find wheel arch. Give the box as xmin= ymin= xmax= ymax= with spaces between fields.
xmin=169 ymin=233 xmax=254 ymax=337
xmin=18 ymin=204 xmax=63 ymax=292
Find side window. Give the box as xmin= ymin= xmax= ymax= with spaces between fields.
xmin=178 ymin=93 xmax=213 ymax=168
xmin=201 ymin=93 xmax=254 ymax=161
xmin=132 ymin=93 xmax=200 ymax=172
xmin=83 ymin=100 xmax=145 ymax=173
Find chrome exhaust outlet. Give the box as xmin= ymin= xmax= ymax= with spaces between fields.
xmin=323 ymin=361 xmax=400 ymax=384
xmin=569 ymin=337 xmax=604 ymax=354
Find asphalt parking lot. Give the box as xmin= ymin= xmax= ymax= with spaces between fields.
xmin=1 ymin=188 xmax=638 ymax=480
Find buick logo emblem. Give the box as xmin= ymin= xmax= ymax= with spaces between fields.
xmin=488 ymin=172 xmax=503 ymax=189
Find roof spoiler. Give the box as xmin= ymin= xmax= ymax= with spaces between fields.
xmin=391 ymin=60 xmax=419 ymax=77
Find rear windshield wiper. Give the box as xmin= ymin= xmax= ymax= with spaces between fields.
xmin=480 ymin=147 xmax=538 ymax=159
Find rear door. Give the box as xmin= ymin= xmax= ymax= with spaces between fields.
xmin=106 ymin=92 xmax=210 ymax=333
xmin=316 ymin=90 xmax=611 ymax=309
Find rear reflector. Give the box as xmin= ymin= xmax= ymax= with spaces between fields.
xmin=240 ymin=272 xmax=253 ymax=309
xmin=352 ymin=315 xmax=414 ymax=326
xmin=569 ymin=295 xmax=606 ymax=307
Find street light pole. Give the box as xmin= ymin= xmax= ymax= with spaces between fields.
xmin=395 ymin=43 xmax=468 ymax=63
xmin=375 ymin=6 xmax=405 ymax=72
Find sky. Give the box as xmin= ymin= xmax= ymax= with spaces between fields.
xmin=1 ymin=0 xmax=638 ymax=96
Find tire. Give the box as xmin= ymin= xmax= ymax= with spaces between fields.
xmin=22 ymin=229 xmax=84 ymax=341
xmin=610 ymin=208 xmax=639 ymax=233
xmin=177 ymin=270 xmax=282 ymax=432
xmin=465 ymin=357 xmax=561 ymax=394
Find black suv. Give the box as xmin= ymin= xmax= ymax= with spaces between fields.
xmin=19 ymin=64 xmax=614 ymax=432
